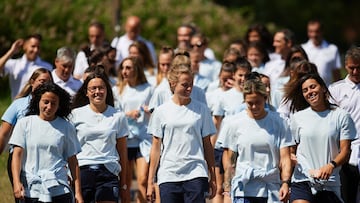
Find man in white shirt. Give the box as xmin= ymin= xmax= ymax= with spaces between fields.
xmin=73 ymin=21 xmax=107 ymax=80
xmin=111 ymin=16 xmax=156 ymax=67
xmin=302 ymin=19 xmax=342 ymax=86
xmin=263 ymin=29 xmax=295 ymax=87
xmin=329 ymin=47 xmax=360 ymax=203
xmin=0 ymin=34 xmax=53 ymax=99
xmin=52 ymin=47 xmax=82 ymax=96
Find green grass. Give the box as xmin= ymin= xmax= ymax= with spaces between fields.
xmin=0 ymin=153 xmax=14 ymax=202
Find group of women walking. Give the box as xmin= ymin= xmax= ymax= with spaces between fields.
xmin=0 ymin=43 xmax=358 ymax=203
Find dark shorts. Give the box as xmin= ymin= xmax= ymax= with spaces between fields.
xmin=24 ymin=193 xmax=73 ymax=203
xmin=233 ymin=196 xmax=267 ymax=203
xmin=80 ymin=164 xmax=119 ymax=202
xmin=159 ymin=177 xmax=209 ymax=203
xmin=127 ymin=147 xmax=143 ymax=161
xmin=214 ymin=148 xmax=224 ymax=174
xmin=290 ymin=181 xmax=342 ymax=203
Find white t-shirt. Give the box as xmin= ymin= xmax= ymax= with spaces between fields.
xmin=111 ymin=34 xmax=157 ymax=67
xmin=301 ymin=40 xmax=341 ymax=86
xmin=290 ymin=107 xmax=356 ymax=198
xmin=263 ymin=58 xmax=285 ymax=88
xmin=206 ymin=87 xmax=226 ymax=114
xmin=70 ymin=105 xmax=129 ymax=175
xmin=51 ymin=70 xmax=82 ymax=96
xmin=147 ymin=99 xmax=216 ymax=185
xmin=73 ymin=51 xmax=89 ymax=79
xmin=212 ymin=88 xmax=244 ymax=117
xmin=3 ymin=55 xmax=53 ymax=99
xmin=221 ymin=110 xmax=294 ymax=199
xmin=9 ymin=115 xmax=81 ymax=201
xmin=112 ymin=83 xmax=153 ymax=161
xmin=329 ymin=76 xmax=360 ymax=167
xmin=199 ymin=58 xmax=222 ymax=82
xmin=148 ymin=78 xmax=207 ymax=110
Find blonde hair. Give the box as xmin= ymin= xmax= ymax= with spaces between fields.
xmin=243 ymin=78 xmax=267 ymax=100
xmin=167 ymin=51 xmax=193 ymax=93
xmin=116 ymin=56 xmax=147 ymax=95
xmin=16 ymin=68 xmax=53 ymax=99
xmin=156 ymin=46 xmax=174 ymax=86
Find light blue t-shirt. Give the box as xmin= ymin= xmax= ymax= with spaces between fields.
xmin=219 ymin=110 xmax=294 ymax=200
xmin=9 ymin=115 xmax=81 ymax=202
xmin=148 ymin=78 xmax=207 ymax=110
xmin=1 ymin=95 xmax=31 ymax=125
xmin=212 ymin=88 xmax=244 ymax=117
xmin=147 ymin=99 xmax=216 ymax=185
xmin=290 ymin=107 xmax=356 ymax=198
xmin=70 ymin=105 xmax=129 ymax=175
xmin=112 ymin=83 xmax=153 ymax=161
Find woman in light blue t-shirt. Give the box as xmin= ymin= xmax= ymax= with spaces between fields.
xmin=147 ymin=52 xmax=216 ymax=203
xmin=112 ymin=56 xmax=153 ymax=202
xmin=222 ymin=78 xmax=293 ymax=203
xmin=71 ymin=69 xmax=129 ymax=203
xmin=287 ymin=73 xmax=356 ymax=203
xmin=10 ymin=82 xmax=83 ymax=203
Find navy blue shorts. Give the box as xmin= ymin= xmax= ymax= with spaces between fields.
xmin=290 ymin=181 xmax=342 ymax=203
xmin=159 ymin=177 xmax=209 ymax=203
xmin=233 ymin=196 xmax=267 ymax=203
xmin=80 ymin=164 xmax=119 ymax=202
xmin=24 ymin=193 xmax=73 ymax=203
xmin=214 ymin=148 xmax=224 ymax=174
xmin=127 ymin=147 xmax=143 ymax=161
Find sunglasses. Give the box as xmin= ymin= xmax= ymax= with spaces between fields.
xmin=190 ymin=41 xmax=204 ymax=49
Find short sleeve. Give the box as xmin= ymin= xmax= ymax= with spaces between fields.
xmin=290 ymin=116 xmax=301 ymax=144
xmin=200 ymin=106 xmax=216 ymax=138
xmin=147 ymin=108 xmax=164 ymax=138
xmin=339 ymin=111 xmax=357 ymax=141
xmin=279 ymin=118 xmax=295 ymax=148
xmin=116 ymin=112 xmax=129 ymax=139
xmin=63 ymin=123 xmax=81 ymax=158
xmin=8 ymin=118 xmax=27 ymax=148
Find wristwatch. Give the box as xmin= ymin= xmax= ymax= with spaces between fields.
xmin=281 ymin=179 xmax=291 ymax=186
xmin=121 ymin=184 xmax=127 ymax=190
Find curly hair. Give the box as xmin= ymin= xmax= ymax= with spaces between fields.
xmin=26 ymin=82 xmax=71 ymax=119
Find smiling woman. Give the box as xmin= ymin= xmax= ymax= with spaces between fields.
xmin=9 ymin=83 xmax=83 ymax=203
xmin=287 ymin=73 xmax=357 ymax=203
xmin=70 ymin=69 xmax=129 ymax=203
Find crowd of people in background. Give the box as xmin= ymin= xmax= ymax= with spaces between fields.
xmin=0 ymin=15 xmax=359 ymax=203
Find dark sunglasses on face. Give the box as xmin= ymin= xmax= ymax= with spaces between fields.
xmin=190 ymin=41 xmax=204 ymax=49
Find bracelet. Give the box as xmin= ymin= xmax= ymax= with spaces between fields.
xmin=281 ymin=179 xmax=291 ymax=186
xmin=330 ymin=160 xmax=337 ymax=168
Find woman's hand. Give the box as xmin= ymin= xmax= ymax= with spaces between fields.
xmin=13 ymin=181 xmax=25 ymax=200
xmin=316 ymin=163 xmax=334 ymax=180
xmin=146 ymin=182 xmax=155 ymax=203
xmin=74 ymin=192 xmax=84 ymax=203
xmin=279 ymin=182 xmax=290 ymax=202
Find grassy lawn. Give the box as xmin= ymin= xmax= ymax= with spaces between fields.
xmin=0 ymin=153 xmax=14 ymax=202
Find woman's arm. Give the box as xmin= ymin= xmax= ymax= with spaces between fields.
xmin=11 ymin=146 xmax=24 ymax=200
xmin=203 ymin=135 xmax=216 ymax=199
xmin=317 ymin=139 xmax=351 ymax=180
xmin=0 ymin=121 xmax=13 ymax=154
xmin=68 ymin=155 xmax=84 ymax=203
xmin=116 ymin=136 xmax=128 ymax=203
xmin=279 ymin=146 xmax=292 ymax=202
xmin=146 ymin=136 xmax=161 ymax=202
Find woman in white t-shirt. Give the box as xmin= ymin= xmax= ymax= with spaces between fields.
xmin=221 ymin=78 xmax=293 ymax=203
xmin=10 ymin=82 xmax=83 ymax=203
xmin=112 ymin=56 xmax=153 ymax=203
xmin=287 ymin=73 xmax=356 ymax=203
xmin=71 ymin=70 xmax=129 ymax=203
xmin=146 ymin=53 xmax=216 ymax=203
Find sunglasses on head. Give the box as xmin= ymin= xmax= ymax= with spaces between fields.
xmin=190 ymin=41 xmax=204 ymax=49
